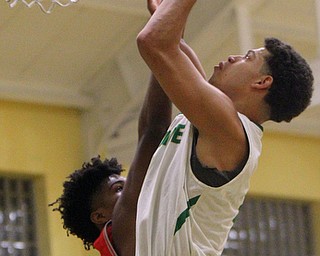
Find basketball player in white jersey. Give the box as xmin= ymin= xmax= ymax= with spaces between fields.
xmin=134 ymin=0 xmax=313 ymax=255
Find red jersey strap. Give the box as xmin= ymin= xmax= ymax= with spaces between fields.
xmin=93 ymin=220 xmax=118 ymax=256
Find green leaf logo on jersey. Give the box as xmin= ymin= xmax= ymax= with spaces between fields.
xmin=174 ymin=195 xmax=200 ymax=235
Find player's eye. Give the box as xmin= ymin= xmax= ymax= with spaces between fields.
xmin=244 ymin=50 xmax=254 ymax=60
xmin=112 ymin=182 xmax=124 ymax=193
xmin=116 ymin=185 xmax=123 ymax=192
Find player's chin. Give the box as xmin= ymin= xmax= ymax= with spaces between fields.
xmin=208 ymin=75 xmax=216 ymax=86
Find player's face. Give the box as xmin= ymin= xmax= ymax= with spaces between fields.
xmin=91 ymin=174 xmax=126 ymax=222
xmin=208 ymin=47 xmax=270 ymax=96
xmin=103 ymin=174 xmax=126 ymax=211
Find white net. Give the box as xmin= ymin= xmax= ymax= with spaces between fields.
xmin=6 ymin=0 xmax=79 ymax=14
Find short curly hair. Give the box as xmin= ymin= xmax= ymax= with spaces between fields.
xmin=49 ymin=156 xmax=123 ymax=250
xmin=263 ymin=37 xmax=314 ymax=122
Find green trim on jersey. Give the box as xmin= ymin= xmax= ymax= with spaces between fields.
xmin=174 ymin=195 xmax=201 ymax=235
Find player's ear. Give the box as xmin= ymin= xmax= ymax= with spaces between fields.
xmin=252 ymin=75 xmax=273 ymax=90
xmin=90 ymin=208 xmax=109 ymax=225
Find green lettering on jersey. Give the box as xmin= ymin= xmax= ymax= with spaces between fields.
xmin=171 ymin=124 xmax=185 ymax=143
xmin=174 ymin=195 xmax=200 ymax=235
xmin=160 ymin=130 xmax=171 ymax=146
xmin=160 ymin=124 xmax=186 ymax=146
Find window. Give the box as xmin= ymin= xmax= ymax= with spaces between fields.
xmin=223 ymin=197 xmax=314 ymax=256
xmin=0 ymin=176 xmax=38 ymax=256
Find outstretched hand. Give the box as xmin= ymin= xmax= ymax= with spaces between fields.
xmin=147 ymin=0 xmax=162 ymax=15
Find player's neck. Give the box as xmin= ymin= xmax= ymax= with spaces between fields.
xmin=235 ymin=100 xmax=270 ymax=125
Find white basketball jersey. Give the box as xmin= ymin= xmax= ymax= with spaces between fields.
xmin=136 ymin=113 xmax=263 ymax=256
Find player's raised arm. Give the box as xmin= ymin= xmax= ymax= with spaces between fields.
xmin=137 ymin=0 xmax=247 ymax=171
xmin=111 ymin=74 xmax=171 ymax=255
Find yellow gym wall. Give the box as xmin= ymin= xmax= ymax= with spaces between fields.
xmin=0 ymin=101 xmax=319 ymax=256
xmin=251 ymin=132 xmax=320 ymax=201
xmin=251 ymin=132 xmax=320 ymax=256
xmin=0 ymin=100 xmax=87 ymax=256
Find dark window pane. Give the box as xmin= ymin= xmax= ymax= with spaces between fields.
xmin=222 ymin=198 xmax=314 ymax=256
xmin=0 ymin=176 xmax=38 ymax=256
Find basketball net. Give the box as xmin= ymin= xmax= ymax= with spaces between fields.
xmin=6 ymin=0 xmax=79 ymax=14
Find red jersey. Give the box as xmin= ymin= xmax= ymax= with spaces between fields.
xmin=94 ymin=220 xmax=118 ymax=256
